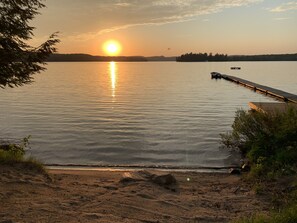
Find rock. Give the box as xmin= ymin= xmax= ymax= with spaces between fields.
xmin=137 ymin=170 xmax=154 ymax=179
xmin=151 ymin=174 xmax=177 ymax=186
xmin=119 ymin=171 xmax=178 ymax=190
xmin=119 ymin=172 xmax=136 ymax=183
xmin=119 ymin=172 xmax=142 ymax=183
xmin=136 ymin=170 xmax=177 ymax=186
xmin=229 ymin=168 xmax=241 ymax=175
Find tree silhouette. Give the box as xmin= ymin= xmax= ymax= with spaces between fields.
xmin=176 ymin=52 xmax=297 ymax=62
xmin=0 ymin=0 xmax=59 ymax=88
xmin=176 ymin=52 xmax=228 ymax=62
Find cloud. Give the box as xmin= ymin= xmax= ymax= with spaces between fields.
xmin=152 ymin=0 xmax=196 ymax=6
xmin=62 ymin=0 xmax=263 ymax=42
xmin=270 ymin=2 xmax=297 ymax=12
xmin=114 ymin=2 xmax=131 ymax=7
xmin=273 ymin=17 xmax=289 ymax=21
xmin=65 ymin=18 xmax=193 ymax=42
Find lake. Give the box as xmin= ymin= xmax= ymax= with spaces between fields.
xmin=1 ymin=61 xmax=296 ymax=168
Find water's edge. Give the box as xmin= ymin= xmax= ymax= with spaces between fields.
xmin=46 ymin=164 xmax=240 ymax=173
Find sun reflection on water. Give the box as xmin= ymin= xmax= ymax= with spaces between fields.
xmin=109 ymin=61 xmax=117 ymax=98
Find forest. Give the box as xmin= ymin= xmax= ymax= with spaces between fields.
xmin=176 ymin=52 xmax=297 ymax=62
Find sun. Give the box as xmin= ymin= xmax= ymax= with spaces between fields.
xmin=103 ymin=40 xmax=121 ymax=56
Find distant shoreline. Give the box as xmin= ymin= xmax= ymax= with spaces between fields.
xmin=177 ymin=52 xmax=297 ymax=62
xmin=46 ymin=54 xmax=176 ymax=62
xmin=47 ymin=53 xmax=297 ymax=62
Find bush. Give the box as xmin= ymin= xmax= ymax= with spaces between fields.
xmin=0 ymin=136 xmax=46 ymax=173
xmin=0 ymin=137 xmax=28 ymax=163
xmin=221 ymin=106 xmax=297 ymax=178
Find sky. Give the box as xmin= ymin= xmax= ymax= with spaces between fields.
xmin=30 ymin=0 xmax=297 ymax=56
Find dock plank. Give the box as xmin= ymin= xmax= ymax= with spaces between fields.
xmin=249 ymin=102 xmax=297 ymax=113
xmin=220 ymin=74 xmax=297 ymax=103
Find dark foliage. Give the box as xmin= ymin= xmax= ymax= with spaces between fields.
xmin=176 ymin=52 xmax=297 ymax=62
xmin=176 ymin=52 xmax=228 ymax=62
xmin=46 ymin=54 xmax=178 ymax=62
xmin=228 ymin=53 xmax=297 ymax=61
xmin=221 ymin=107 xmax=297 ymax=177
xmin=47 ymin=54 xmax=148 ymax=62
xmin=0 ymin=0 xmax=59 ymax=88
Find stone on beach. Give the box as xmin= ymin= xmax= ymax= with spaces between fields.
xmin=151 ymin=174 xmax=177 ymax=186
xmin=120 ymin=170 xmax=177 ymax=188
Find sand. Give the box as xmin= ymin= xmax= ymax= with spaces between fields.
xmin=0 ymin=165 xmax=270 ymax=223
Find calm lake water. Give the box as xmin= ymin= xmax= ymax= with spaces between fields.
xmin=1 ymin=62 xmax=296 ymax=168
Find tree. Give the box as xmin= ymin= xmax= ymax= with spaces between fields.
xmin=0 ymin=0 xmax=59 ymax=88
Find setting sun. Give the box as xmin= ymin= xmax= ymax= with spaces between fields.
xmin=103 ymin=40 xmax=121 ymax=56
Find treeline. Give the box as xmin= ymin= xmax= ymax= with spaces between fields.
xmin=229 ymin=53 xmax=297 ymax=61
xmin=146 ymin=56 xmax=176 ymax=61
xmin=46 ymin=53 xmax=297 ymax=62
xmin=176 ymin=53 xmax=228 ymax=62
xmin=47 ymin=54 xmax=177 ymax=62
xmin=176 ymin=53 xmax=297 ymax=62
xmin=47 ymin=54 xmax=147 ymax=62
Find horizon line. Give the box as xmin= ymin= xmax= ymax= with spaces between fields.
xmin=51 ymin=52 xmax=297 ymax=58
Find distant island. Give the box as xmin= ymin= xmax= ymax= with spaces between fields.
xmin=47 ymin=53 xmax=297 ymax=62
xmin=176 ymin=52 xmax=297 ymax=62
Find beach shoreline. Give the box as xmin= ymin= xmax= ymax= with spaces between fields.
xmin=46 ymin=165 xmax=234 ymax=173
xmin=0 ymin=164 xmax=270 ymax=223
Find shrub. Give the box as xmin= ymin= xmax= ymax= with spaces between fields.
xmin=0 ymin=136 xmax=29 ymax=163
xmin=0 ymin=136 xmax=46 ymax=173
xmin=221 ymin=106 xmax=297 ymax=178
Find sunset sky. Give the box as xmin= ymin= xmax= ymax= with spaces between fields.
xmin=30 ymin=0 xmax=297 ymax=56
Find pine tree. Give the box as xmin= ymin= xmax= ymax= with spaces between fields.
xmin=0 ymin=0 xmax=59 ymax=88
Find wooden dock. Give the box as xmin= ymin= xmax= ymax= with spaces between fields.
xmin=220 ymin=74 xmax=297 ymax=103
xmin=249 ymin=102 xmax=297 ymax=113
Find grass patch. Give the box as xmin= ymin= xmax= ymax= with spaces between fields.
xmin=234 ymin=203 xmax=297 ymax=223
xmin=0 ymin=136 xmax=47 ymax=174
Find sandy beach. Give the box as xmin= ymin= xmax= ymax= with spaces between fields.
xmin=0 ymin=164 xmax=270 ymax=223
